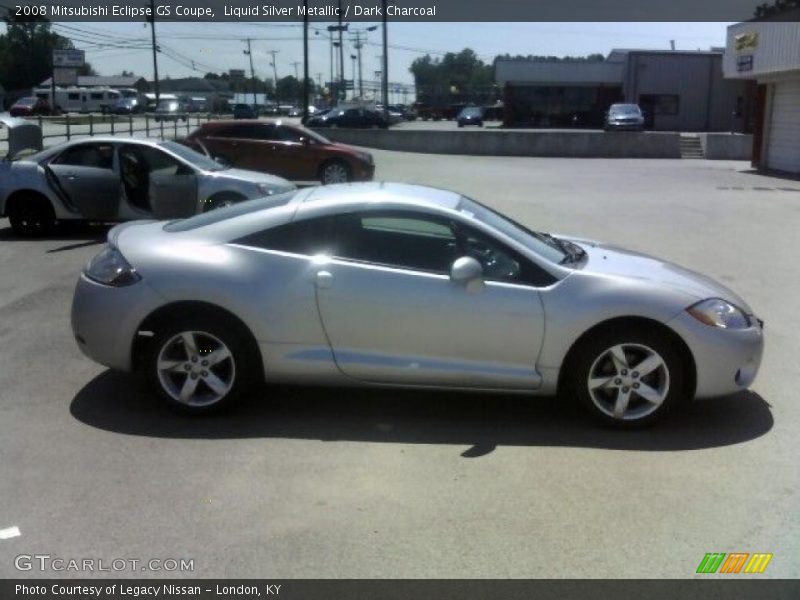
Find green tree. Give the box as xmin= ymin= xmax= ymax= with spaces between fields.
xmin=754 ymin=0 xmax=799 ymax=17
xmin=0 ymin=15 xmax=93 ymax=91
xmin=410 ymin=48 xmax=494 ymax=104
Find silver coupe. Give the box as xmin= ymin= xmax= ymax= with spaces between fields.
xmin=71 ymin=183 xmax=764 ymax=427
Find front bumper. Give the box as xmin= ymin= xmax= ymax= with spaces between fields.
xmin=606 ymin=121 xmax=644 ymax=130
xmin=667 ymin=311 xmax=764 ymax=398
xmin=71 ymin=274 xmax=166 ymax=372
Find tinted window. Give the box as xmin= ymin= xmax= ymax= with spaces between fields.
xmin=211 ymin=124 xmax=277 ymax=141
xmin=53 ymin=143 xmax=114 ymax=170
xmin=235 ymin=216 xmax=334 ymax=255
xmin=333 ymin=212 xmax=459 ymax=274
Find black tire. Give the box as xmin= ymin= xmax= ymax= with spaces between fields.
xmin=566 ymin=326 xmax=687 ymax=428
xmin=147 ymin=314 xmax=256 ymax=414
xmin=319 ymin=159 xmax=351 ymax=185
xmin=8 ymin=194 xmax=57 ymax=237
xmin=204 ymin=192 xmax=245 ymax=212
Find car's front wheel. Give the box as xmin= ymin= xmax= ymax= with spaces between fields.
xmin=319 ymin=160 xmax=351 ymax=184
xmin=569 ymin=327 xmax=686 ymax=427
xmin=149 ymin=319 xmax=252 ymax=413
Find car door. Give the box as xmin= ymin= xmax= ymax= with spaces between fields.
xmin=124 ymin=144 xmax=198 ymax=218
xmin=314 ymin=209 xmax=546 ymax=390
xmin=46 ymin=142 xmax=121 ymax=219
xmin=206 ymin=123 xmax=278 ymax=173
xmin=269 ymin=125 xmax=318 ymax=180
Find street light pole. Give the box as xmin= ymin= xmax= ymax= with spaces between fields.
xmin=302 ymin=0 xmax=309 ymax=122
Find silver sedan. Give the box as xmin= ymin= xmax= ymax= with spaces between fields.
xmin=0 ymin=136 xmax=295 ymax=236
xmin=70 ymin=183 xmax=764 ymax=427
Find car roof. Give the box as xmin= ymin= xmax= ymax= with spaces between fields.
xmin=302 ymin=182 xmax=463 ymax=212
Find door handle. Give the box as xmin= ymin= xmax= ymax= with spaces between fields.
xmin=65 ymin=172 xmax=77 ymax=179
xmin=315 ymin=270 xmax=333 ymax=289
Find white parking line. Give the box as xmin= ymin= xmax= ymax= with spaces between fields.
xmin=0 ymin=526 xmax=21 ymax=540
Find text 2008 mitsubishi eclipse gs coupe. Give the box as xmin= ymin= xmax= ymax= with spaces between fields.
xmin=71 ymin=183 xmax=764 ymax=427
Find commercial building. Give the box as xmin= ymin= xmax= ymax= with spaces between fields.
xmin=496 ymin=49 xmax=752 ymax=132
xmin=723 ymin=16 xmax=800 ymax=174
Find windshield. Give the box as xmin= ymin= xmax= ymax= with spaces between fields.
xmin=158 ymin=140 xmax=227 ymax=171
xmin=163 ymin=191 xmax=298 ymax=232
xmin=609 ymin=104 xmax=641 ymax=115
xmin=457 ymin=196 xmax=568 ymax=265
xmin=461 ymin=107 xmax=481 ymax=116
xmin=157 ymin=100 xmax=178 ymax=110
xmin=16 ymin=97 xmax=35 ymax=106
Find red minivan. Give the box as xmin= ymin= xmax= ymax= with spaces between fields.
xmin=183 ymin=120 xmax=375 ymax=185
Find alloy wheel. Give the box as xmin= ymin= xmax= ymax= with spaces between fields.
xmin=587 ymin=343 xmax=670 ymax=421
xmin=322 ymin=163 xmax=349 ymax=184
xmin=156 ymin=331 xmax=236 ymax=407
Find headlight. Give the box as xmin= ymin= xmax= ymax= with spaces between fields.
xmin=356 ymin=151 xmax=373 ymax=165
xmin=85 ymin=246 xmax=141 ymax=287
xmin=687 ymin=298 xmax=751 ymax=329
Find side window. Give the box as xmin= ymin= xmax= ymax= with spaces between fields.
xmin=333 ymin=212 xmax=459 ymax=274
xmin=52 ymin=144 xmax=114 ymax=170
xmin=276 ymin=126 xmax=304 ymax=143
xmin=234 ymin=217 xmax=334 ymax=256
xmin=457 ymin=227 xmax=522 ymax=283
xmin=124 ymin=145 xmax=184 ymax=176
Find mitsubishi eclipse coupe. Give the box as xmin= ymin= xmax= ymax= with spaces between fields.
xmin=71 ymin=183 xmax=764 ymax=427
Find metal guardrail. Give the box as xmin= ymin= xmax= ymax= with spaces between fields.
xmin=0 ymin=112 xmax=234 ymax=151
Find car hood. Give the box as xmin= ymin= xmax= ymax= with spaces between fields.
xmin=572 ymin=239 xmax=753 ymax=313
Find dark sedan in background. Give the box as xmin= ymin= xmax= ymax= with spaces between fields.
xmin=183 ymin=120 xmax=374 ymax=184
xmin=306 ymin=107 xmax=388 ymax=129
xmin=457 ymin=106 xmax=484 ymax=127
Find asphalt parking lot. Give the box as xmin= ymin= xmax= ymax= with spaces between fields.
xmin=0 ymin=152 xmax=798 ymax=578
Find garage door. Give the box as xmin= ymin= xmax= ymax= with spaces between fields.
xmin=765 ymin=78 xmax=800 ymax=173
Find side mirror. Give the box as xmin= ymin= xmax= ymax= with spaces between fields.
xmin=450 ymin=256 xmax=483 ymax=284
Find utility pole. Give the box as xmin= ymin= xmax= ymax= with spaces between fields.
xmin=267 ymin=49 xmax=279 ymax=100
xmin=148 ymin=0 xmax=160 ymax=104
xmin=349 ymin=26 xmax=377 ymax=100
xmin=291 ymin=61 xmax=301 ymax=80
xmin=337 ymin=0 xmax=345 ymax=102
xmin=381 ymin=0 xmax=389 ymax=120
xmin=243 ymin=39 xmax=256 ymax=108
xmin=350 ymin=54 xmax=357 ymax=100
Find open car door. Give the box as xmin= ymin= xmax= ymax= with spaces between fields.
xmin=47 ymin=142 xmax=121 ymax=220
xmin=123 ymin=144 xmax=198 ymax=219
xmin=150 ymin=168 xmax=198 ymax=218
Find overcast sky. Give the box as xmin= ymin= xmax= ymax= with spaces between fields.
xmin=25 ymin=22 xmax=735 ymax=87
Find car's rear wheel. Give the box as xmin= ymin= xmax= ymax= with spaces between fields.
xmin=320 ymin=160 xmax=351 ymax=184
xmin=8 ymin=194 xmax=56 ymax=237
xmin=569 ymin=327 xmax=686 ymax=427
xmin=149 ymin=319 xmax=251 ymax=413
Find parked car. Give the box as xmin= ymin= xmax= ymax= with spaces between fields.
xmin=112 ymin=97 xmax=142 ymax=115
xmin=233 ymin=103 xmax=258 ymax=119
xmin=9 ymin=96 xmax=51 ymax=117
xmin=71 ymin=182 xmax=763 ymax=426
xmin=183 ymin=120 xmax=374 ymax=185
xmin=457 ymin=106 xmax=484 ymax=127
xmin=306 ymin=107 xmax=388 ymax=129
xmin=154 ymin=99 xmax=187 ymax=122
xmin=0 ymin=136 xmax=295 ymax=236
xmin=605 ymin=103 xmax=645 ymax=131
